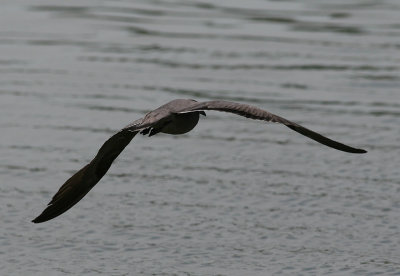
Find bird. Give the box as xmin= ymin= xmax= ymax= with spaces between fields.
xmin=32 ymin=99 xmax=366 ymax=223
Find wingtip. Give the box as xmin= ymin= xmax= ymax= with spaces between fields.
xmin=32 ymin=213 xmax=47 ymax=223
xmin=351 ymin=147 xmax=367 ymax=154
xmin=32 ymin=206 xmax=56 ymax=223
xmin=356 ymin=148 xmax=367 ymax=154
xmin=341 ymin=147 xmax=367 ymax=154
xmin=31 ymin=217 xmax=41 ymax=224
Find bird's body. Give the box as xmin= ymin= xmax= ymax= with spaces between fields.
xmin=127 ymin=99 xmax=203 ymax=136
xmin=158 ymin=112 xmax=201 ymax=135
xmin=32 ymin=99 xmax=366 ymax=223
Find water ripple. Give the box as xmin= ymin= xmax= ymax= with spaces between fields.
xmin=1 ymin=0 xmax=399 ymax=275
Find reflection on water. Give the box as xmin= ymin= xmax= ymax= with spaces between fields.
xmin=1 ymin=0 xmax=399 ymax=275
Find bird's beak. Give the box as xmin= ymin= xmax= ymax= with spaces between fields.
xmin=199 ymin=111 xmax=206 ymax=116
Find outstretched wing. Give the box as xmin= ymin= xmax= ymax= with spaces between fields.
xmin=32 ymin=129 xmax=138 ymax=223
xmin=176 ymin=100 xmax=366 ymax=154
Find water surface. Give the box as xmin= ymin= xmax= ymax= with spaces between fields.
xmin=1 ymin=0 xmax=399 ymax=275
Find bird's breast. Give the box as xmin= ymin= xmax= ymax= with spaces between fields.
xmin=161 ymin=112 xmax=200 ymax=135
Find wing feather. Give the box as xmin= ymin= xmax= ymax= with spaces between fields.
xmin=176 ymin=100 xmax=366 ymax=154
xmin=32 ymin=129 xmax=137 ymax=223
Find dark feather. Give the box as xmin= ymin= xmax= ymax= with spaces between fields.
xmin=32 ymin=129 xmax=137 ymax=223
xmin=176 ymin=100 xmax=366 ymax=154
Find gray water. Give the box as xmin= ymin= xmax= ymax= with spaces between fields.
xmin=1 ymin=0 xmax=399 ymax=275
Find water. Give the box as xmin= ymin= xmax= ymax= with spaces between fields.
xmin=1 ymin=0 xmax=399 ymax=275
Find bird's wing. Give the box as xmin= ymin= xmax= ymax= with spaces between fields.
xmin=176 ymin=100 xmax=366 ymax=154
xmin=32 ymin=129 xmax=138 ymax=223
xmin=123 ymin=107 xmax=172 ymax=132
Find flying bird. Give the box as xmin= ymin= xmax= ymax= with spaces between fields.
xmin=32 ymin=99 xmax=366 ymax=223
